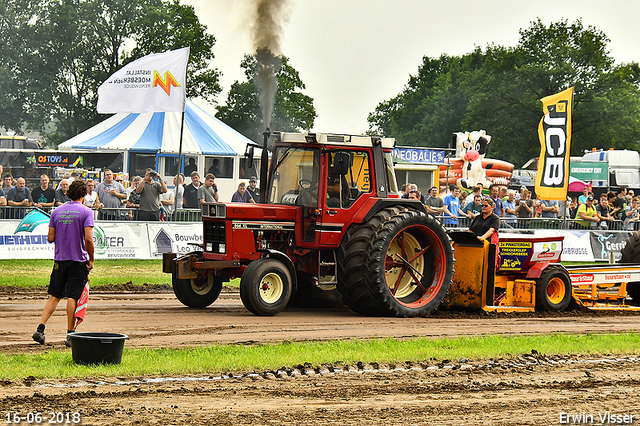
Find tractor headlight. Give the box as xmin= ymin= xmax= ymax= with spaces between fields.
xmin=218 ymin=243 xmax=226 ymax=254
xmin=205 ymin=243 xmax=213 ymax=252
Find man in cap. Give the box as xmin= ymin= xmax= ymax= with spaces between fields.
xmin=576 ymin=196 xmax=600 ymax=229
xmin=247 ymin=176 xmax=260 ymax=201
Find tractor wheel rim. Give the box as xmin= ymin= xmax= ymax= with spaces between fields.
xmin=547 ymin=277 xmax=566 ymax=304
xmin=259 ymin=272 xmax=283 ymax=304
xmin=192 ymin=274 xmax=214 ymax=295
xmin=384 ymin=224 xmax=446 ymax=307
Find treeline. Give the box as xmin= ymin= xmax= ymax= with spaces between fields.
xmin=367 ymin=19 xmax=640 ymax=168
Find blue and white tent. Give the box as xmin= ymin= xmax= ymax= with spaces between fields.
xmin=59 ymin=99 xmax=253 ymax=155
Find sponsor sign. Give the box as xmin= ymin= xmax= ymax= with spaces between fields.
xmin=392 ymin=148 xmax=445 ymax=165
xmin=97 ymin=47 xmax=189 ymax=113
xmin=146 ymin=223 xmax=202 ymax=258
xmin=589 ymin=231 xmax=631 ymax=262
xmin=532 ymin=240 xmax=563 ymax=262
xmin=535 ymin=87 xmax=574 ymax=200
xmin=0 ymin=220 xmax=202 ymax=260
xmin=569 ymin=161 xmax=608 ymax=182
xmin=499 ymin=241 xmax=532 ymax=271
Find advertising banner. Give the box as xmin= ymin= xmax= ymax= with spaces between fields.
xmin=91 ymin=222 xmax=151 ymax=259
xmin=146 ymin=223 xmax=203 ymax=258
xmin=392 ymin=147 xmax=446 ymax=165
xmin=0 ymin=221 xmax=53 ymax=259
xmin=97 ymin=47 xmax=189 ymax=114
xmin=548 ymin=230 xmax=595 ymax=262
xmin=535 ymin=87 xmax=574 ymax=200
xmin=589 ymin=231 xmax=631 ymax=262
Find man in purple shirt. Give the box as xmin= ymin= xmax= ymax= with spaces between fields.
xmin=32 ymin=179 xmax=95 ymax=347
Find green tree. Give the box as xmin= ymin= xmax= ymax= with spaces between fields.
xmin=0 ymin=0 xmax=221 ymax=146
xmin=464 ymin=19 xmax=640 ymax=167
xmin=216 ymin=52 xmax=316 ymax=142
xmin=369 ymin=19 xmax=640 ymax=168
xmin=368 ymin=51 xmax=484 ymax=147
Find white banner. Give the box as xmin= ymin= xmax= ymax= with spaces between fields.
xmin=538 ymin=230 xmax=596 ymax=262
xmin=0 ymin=220 xmax=203 ymax=260
xmin=92 ymin=222 xmax=151 ymax=259
xmin=97 ymin=47 xmax=189 ymax=113
xmin=0 ymin=221 xmax=620 ymax=264
xmin=146 ymin=223 xmax=203 ymax=258
xmin=0 ymin=221 xmax=53 ymax=259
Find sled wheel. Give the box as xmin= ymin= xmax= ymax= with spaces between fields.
xmin=619 ymin=231 xmax=640 ymax=305
xmin=172 ymin=270 xmax=223 ymax=308
xmin=337 ymin=207 xmax=454 ymax=317
xmin=240 ymin=258 xmax=292 ymax=316
xmin=535 ymin=267 xmax=572 ymax=311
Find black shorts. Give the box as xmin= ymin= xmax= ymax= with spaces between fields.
xmin=48 ymin=261 xmax=88 ymax=300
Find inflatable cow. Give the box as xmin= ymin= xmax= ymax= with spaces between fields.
xmin=453 ymin=130 xmax=493 ymax=190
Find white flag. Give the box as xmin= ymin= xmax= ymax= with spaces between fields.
xmin=97 ymin=47 xmax=190 ymax=114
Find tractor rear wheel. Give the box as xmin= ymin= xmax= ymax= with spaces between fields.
xmin=619 ymin=231 xmax=640 ymax=305
xmin=337 ymin=207 xmax=454 ymax=317
xmin=240 ymin=258 xmax=292 ymax=316
xmin=535 ymin=266 xmax=572 ymax=311
xmin=172 ymin=270 xmax=223 ymax=308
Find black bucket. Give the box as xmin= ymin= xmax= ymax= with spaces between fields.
xmin=69 ymin=332 xmax=129 ymax=365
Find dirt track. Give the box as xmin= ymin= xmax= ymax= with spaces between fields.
xmin=2 ymin=288 xmax=640 ymax=424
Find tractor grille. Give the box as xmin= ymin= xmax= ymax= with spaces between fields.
xmin=204 ymin=221 xmax=226 ymax=253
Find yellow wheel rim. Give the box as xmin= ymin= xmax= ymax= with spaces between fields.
xmin=192 ymin=273 xmax=214 ymax=295
xmin=259 ymin=272 xmax=284 ymax=304
xmin=385 ymin=232 xmax=424 ymax=299
xmin=547 ymin=277 xmax=566 ymax=304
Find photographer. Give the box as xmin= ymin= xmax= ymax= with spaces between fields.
xmin=136 ymin=169 xmax=167 ymax=221
xmin=624 ymin=197 xmax=640 ymax=231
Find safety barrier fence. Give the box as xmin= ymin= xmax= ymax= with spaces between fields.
xmin=435 ymin=215 xmax=637 ymax=232
xmin=0 ymin=210 xmax=635 ymax=262
xmin=0 ymin=206 xmax=635 ymax=231
xmin=0 ymin=206 xmax=202 ymax=222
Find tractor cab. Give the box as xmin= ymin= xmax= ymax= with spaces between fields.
xmin=264 ymin=132 xmax=399 ymax=248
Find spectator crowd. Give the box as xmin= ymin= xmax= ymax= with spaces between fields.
xmin=398 ymin=182 xmax=638 ymax=231
xmin=0 ymin=168 xmax=260 ymax=222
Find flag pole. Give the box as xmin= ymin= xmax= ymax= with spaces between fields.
xmin=177 ymin=101 xmax=186 ymax=174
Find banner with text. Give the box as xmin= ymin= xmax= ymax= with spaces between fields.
xmin=535 ymin=87 xmax=574 ymax=200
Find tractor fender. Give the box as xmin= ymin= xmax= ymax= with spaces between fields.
xmin=526 ymin=262 xmax=567 ymax=279
xmin=353 ymin=198 xmax=428 ymax=224
xmin=257 ymin=249 xmax=299 ymax=290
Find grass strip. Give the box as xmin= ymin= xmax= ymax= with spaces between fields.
xmin=0 ymin=259 xmax=241 ymax=288
xmin=2 ymin=333 xmax=639 ymax=381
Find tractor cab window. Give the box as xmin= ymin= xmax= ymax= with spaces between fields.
xmin=268 ymin=146 xmax=319 ymax=206
xmin=326 ymin=150 xmax=371 ymax=209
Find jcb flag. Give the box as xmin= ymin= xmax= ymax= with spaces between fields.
xmin=535 ymin=87 xmax=574 ymax=200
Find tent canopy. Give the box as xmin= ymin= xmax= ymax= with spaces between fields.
xmin=59 ymin=99 xmax=254 ymax=156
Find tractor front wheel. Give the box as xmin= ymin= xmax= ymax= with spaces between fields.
xmin=172 ymin=270 xmax=223 ymax=308
xmin=240 ymin=258 xmax=292 ymax=316
xmin=535 ymin=267 xmax=572 ymax=311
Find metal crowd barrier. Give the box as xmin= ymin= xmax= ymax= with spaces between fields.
xmin=1 ymin=205 xmax=637 ymax=229
xmin=0 ymin=206 xmax=203 ymax=223
xmin=436 ymin=215 xmax=638 ymax=232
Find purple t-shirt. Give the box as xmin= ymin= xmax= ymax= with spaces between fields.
xmin=49 ymin=201 xmax=94 ymax=262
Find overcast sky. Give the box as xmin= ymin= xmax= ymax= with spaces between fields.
xmin=183 ymin=0 xmax=640 ymax=136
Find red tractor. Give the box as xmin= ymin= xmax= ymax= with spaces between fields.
xmin=163 ymin=132 xmax=454 ymax=316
